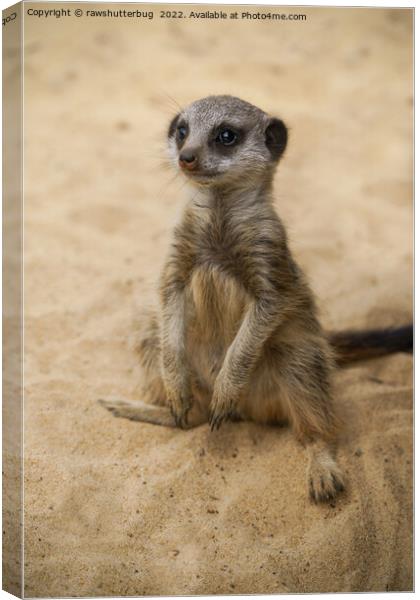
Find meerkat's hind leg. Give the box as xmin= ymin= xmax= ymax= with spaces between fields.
xmin=276 ymin=342 xmax=345 ymax=503
xmin=99 ymin=398 xmax=177 ymax=427
xmin=288 ymin=392 xmax=345 ymax=503
xmin=288 ymin=400 xmax=345 ymax=503
xmin=99 ymin=397 xmax=207 ymax=429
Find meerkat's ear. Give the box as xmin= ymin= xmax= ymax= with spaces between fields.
xmin=265 ymin=118 xmax=288 ymax=161
xmin=168 ymin=113 xmax=180 ymax=138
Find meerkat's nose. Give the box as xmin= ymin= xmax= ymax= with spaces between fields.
xmin=179 ymin=152 xmax=198 ymax=171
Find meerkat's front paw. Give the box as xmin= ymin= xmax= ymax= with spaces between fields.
xmin=308 ymin=459 xmax=345 ymax=503
xmin=208 ymin=397 xmax=236 ymax=431
xmin=166 ymin=388 xmax=192 ymax=429
xmin=209 ymin=375 xmax=238 ymax=431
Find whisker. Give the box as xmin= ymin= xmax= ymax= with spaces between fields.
xmin=160 ymin=92 xmax=183 ymax=114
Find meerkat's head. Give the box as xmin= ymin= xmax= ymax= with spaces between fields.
xmin=167 ymin=95 xmax=287 ymax=189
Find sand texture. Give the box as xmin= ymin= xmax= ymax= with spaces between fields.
xmin=22 ymin=5 xmax=412 ymax=595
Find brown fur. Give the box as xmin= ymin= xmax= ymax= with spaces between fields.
xmin=101 ymin=96 xmax=346 ymax=503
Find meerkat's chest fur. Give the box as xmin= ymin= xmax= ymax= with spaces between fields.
xmin=178 ymin=200 xmax=255 ymax=383
xmin=186 ymin=266 xmax=251 ymax=391
xmin=188 ymin=264 xmax=250 ymax=341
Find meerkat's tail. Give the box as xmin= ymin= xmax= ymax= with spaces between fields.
xmin=329 ymin=324 xmax=413 ymax=366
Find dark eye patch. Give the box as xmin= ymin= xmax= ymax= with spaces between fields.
xmin=173 ymin=121 xmax=188 ymax=147
xmin=211 ymin=123 xmax=243 ymax=150
xmin=217 ymin=129 xmax=237 ymax=146
xmin=177 ymin=125 xmax=188 ymax=141
xmin=167 ymin=114 xmax=189 ymax=148
xmin=167 ymin=113 xmax=180 ymax=138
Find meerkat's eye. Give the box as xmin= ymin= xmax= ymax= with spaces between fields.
xmin=217 ymin=129 xmax=237 ymax=146
xmin=177 ymin=125 xmax=188 ymax=141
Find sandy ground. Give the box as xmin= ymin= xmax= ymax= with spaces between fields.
xmin=19 ymin=4 xmax=413 ymax=596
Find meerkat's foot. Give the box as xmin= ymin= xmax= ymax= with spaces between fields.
xmin=166 ymin=390 xmax=193 ymax=430
xmin=306 ymin=440 xmax=345 ymax=503
xmin=99 ymin=398 xmax=177 ymax=427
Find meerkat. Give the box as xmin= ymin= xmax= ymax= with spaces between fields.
xmin=100 ymin=95 xmax=412 ymax=503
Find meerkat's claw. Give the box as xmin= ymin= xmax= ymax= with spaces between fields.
xmin=209 ymin=407 xmax=230 ymax=431
xmin=167 ymin=391 xmax=193 ymax=429
xmin=209 ymin=411 xmax=218 ymax=431
xmin=208 ymin=399 xmax=241 ymax=430
xmin=331 ymin=473 xmax=345 ymax=493
xmin=177 ymin=413 xmax=189 ymax=429
xmin=308 ymin=466 xmax=345 ymax=503
xmin=170 ymin=405 xmax=189 ymax=429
